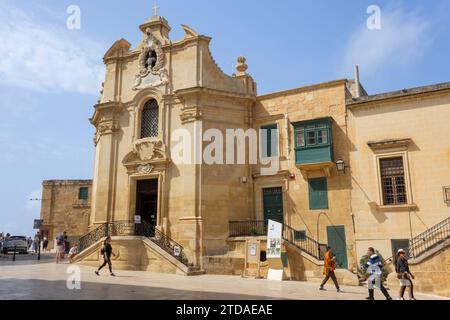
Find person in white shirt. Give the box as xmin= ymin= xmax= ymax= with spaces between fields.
xmin=68 ymin=244 xmax=79 ymax=263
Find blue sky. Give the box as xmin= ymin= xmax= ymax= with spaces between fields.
xmin=1 ymin=0 xmax=449 ymax=237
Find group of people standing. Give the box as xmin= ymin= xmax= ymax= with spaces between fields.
xmin=27 ymin=232 xmax=49 ymax=253
xmin=319 ymin=246 xmax=415 ymax=300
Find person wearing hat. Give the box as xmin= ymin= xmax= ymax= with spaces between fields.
xmin=362 ymin=247 xmax=392 ymax=300
xmin=396 ymin=249 xmax=416 ymax=300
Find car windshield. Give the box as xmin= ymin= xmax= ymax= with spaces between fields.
xmin=9 ymin=236 xmax=26 ymax=241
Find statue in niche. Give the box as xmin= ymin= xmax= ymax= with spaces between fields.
xmin=146 ymin=49 xmax=157 ymax=70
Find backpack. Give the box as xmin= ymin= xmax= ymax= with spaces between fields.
xmin=56 ymin=236 xmax=64 ymax=246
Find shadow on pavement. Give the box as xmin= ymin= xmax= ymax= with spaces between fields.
xmin=0 ymin=253 xmax=54 ymax=266
xmin=0 ymin=278 xmax=292 ymax=300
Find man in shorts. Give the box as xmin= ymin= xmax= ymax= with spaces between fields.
xmin=55 ymin=231 xmax=66 ymax=264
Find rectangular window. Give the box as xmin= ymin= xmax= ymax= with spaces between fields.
xmin=380 ymin=157 xmax=407 ymax=205
xmin=78 ymin=187 xmax=89 ymax=200
xmin=295 ymin=129 xmax=305 ymax=147
xmin=261 ymin=124 xmax=278 ymax=157
xmin=294 ymin=119 xmax=331 ymax=149
xmin=307 ymin=130 xmax=316 ymax=146
xmin=317 ymin=129 xmax=328 ymax=144
xmin=294 ymin=230 xmax=307 ymax=241
xmin=308 ymin=178 xmax=328 ymax=210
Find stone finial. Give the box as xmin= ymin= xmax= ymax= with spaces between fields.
xmin=235 ymin=56 xmax=248 ymax=76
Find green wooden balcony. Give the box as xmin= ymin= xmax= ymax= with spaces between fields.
xmin=292 ymin=118 xmax=334 ymax=176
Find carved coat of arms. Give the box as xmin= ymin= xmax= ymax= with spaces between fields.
xmin=133 ymin=28 xmax=169 ymax=90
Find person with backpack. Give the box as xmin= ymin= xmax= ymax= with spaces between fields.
xmin=95 ymin=236 xmax=116 ymax=277
xmin=362 ymin=247 xmax=392 ymax=300
xmin=55 ymin=231 xmax=66 ymax=264
xmin=396 ymin=249 xmax=416 ymax=300
xmin=319 ymin=246 xmax=344 ymax=292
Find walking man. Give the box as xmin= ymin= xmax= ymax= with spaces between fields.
xmin=95 ymin=236 xmax=116 ymax=277
xmin=362 ymin=247 xmax=392 ymax=300
xmin=319 ymin=246 xmax=343 ymax=292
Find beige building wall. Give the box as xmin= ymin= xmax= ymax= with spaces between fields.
xmin=40 ymin=180 xmax=92 ymax=248
xmin=252 ymin=81 xmax=357 ymax=270
xmin=348 ymin=88 xmax=450 ymax=260
xmin=42 ymin=13 xmax=450 ymax=280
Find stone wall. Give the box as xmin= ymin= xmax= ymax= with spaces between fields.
xmin=387 ymin=241 xmax=450 ymax=298
xmin=40 ymin=180 xmax=92 ymax=249
xmin=348 ymin=90 xmax=450 ymax=260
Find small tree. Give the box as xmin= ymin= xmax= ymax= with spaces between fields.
xmin=359 ymin=251 xmax=390 ymax=282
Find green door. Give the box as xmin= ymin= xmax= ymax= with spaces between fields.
xmin=263 ymin=187 xmax=284 ymax=224
xmin=326 ymin=225 xmax=348 ymax=269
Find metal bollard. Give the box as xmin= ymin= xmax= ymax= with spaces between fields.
xmin=38 ymin=238 xmax=41 ymax=261
xmin=12 ymin=245 xmax=16 ymax=261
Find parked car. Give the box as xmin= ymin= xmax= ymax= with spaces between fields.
xmin=2 ymin=236 xmax=28 ymax=254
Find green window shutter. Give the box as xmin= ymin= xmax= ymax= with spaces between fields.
xmin=308 ymin=178 xmax=328 ymax=210
xmin=261 ymin=124 xmax=278 ymax=157
xmin=79 ymin=187 xmax=89 ymax=200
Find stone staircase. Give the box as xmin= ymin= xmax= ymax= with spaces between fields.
xmin=73 ymin=221 xmax=203 ymax=276
xmin=409 ymin=216 xmax=450 ymax=259
xmin=387 ymin=217 xmax=450 ymax=298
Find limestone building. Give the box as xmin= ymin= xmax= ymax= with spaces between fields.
xmin=40 ymin=13 xmax=450 ymax=296
xmin=39 ymin=180 xmax=92 ymax=249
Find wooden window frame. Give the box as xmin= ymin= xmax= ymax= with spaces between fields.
xmin=294 ymin=118 xmax=332 ymax=150
xmin=78 ymin=187 xmax=89 ymax=201
xmin=375 ymin=151 xmax=413 ymax=208
xmin=260 ymin=123 xmax=279 ymax=158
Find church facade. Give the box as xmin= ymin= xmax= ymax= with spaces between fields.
xmin=41 ymin=13 xmax=450 ymax=296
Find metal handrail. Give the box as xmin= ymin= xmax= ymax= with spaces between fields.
xmin=78 ymin=220 xmax=132 ymax=252
xmin=136 ymin=222 xmax=189 ymax=267
xmin=409 ymin=217 xmax=450 ymax=258
xmin=283 ymin=223 xmax=325 ymax=260
xmin=229 ymin=220 xmax=267 ymax=237
xmin=228 ymin=219 xmax=325 ymax=261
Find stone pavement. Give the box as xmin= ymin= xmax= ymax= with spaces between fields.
xmin=0 ymin=255 xmax=447 ymax=300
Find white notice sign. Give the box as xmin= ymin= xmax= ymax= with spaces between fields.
xmin=266 ymin=220 xmax=282 ymax=258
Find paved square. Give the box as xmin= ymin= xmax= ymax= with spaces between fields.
xmin=0 ymin=254 xmax=446 ymax=300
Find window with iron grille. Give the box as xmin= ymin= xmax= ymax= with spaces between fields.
xmin=78 ymin=187 xmax=89 ymax=200
xmin=380 ymin=157 xmax=407 ymax=205
xmin=140 ymin=99 xmax=159 ymax=138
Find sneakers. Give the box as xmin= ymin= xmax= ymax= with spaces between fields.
xmin=94 ymin=271 xmax=99 ymax=276
xmin=337 ymin=288 xmax=344 ymax=293
xmin=319 ymin=287 xmax=326 ymax=291
xmin=110 ymin=273 xmax=116 ymax=277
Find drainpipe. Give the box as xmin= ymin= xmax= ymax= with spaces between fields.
xmin=285 ymin=114 xmax=291 ymax=168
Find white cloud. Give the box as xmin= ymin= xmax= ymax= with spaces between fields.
xmin=0 ymin=3 xmax=105 ymax=95
xmin=340 ymin=6 xmax=433 ymax=76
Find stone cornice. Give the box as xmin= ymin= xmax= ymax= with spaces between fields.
xmin=90 ymin=101 xmax=126 ymax=126
xmin=347 ymin=82 xmax=450 ymax=109
xmin=257 ymin=79 xmax=348 ymax=101
xmin=174 ymin=86 xmax=256 ymax=103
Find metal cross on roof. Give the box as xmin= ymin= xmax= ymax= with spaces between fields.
xmin=152 ymin=3 xmax=160 ymax=16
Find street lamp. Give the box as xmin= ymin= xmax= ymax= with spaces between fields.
xmin=336 ymin=159 xmax=346 ymax=173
